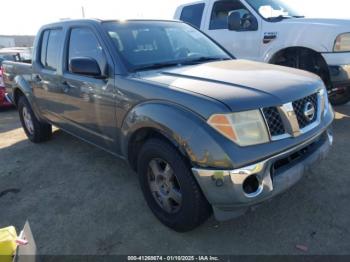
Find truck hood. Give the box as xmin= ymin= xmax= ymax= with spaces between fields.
xmin=278 ymin=18 xmax=350 ymax=51
xmin=282 ymin=18 xmax=350 ymax=28
xmin=138 ymin=60 xmax=323 ymax=112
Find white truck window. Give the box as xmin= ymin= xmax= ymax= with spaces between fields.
xmin=210 ymin=0 xmax=251 ymax=30
xmin=245 ymin=0 xmax=301 ymax=20
xmin=180 ymin=3 xmax=205 ymax=29
xmin=40 ymin=29 xmax=63 ymax=71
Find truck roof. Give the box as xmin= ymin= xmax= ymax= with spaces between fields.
xmin=42 ymin=18 xmax=181 ymax=28
xmin=176 ymin=0 xmax=206 ymax=9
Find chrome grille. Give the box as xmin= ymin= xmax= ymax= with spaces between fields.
xmin=292 ymin=94 xmax=318 ymax=129
xmin=262 ymin=107 xmax=285 ymax=136
xmin=262 ymin=92 xmax=320 ymax=139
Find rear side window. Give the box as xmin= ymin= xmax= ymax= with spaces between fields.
xmin=180 ymin=3 xmax=205 ymax=29
xmin=68 ymin=28 xmax=107 ymax=74
xmin=40 ymin=29 xmax=63 ymax=70
xmin=40 ymin=31 xmax=50 ymax=66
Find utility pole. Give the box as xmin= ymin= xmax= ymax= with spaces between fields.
xmin=81 ymin=6 xmax=86 ymax=18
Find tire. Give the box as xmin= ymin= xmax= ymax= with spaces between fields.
xmin=137 ymin=138 xmax=212 ymax=232
xmin=18 ymin=96 xmax=52 ymax=143
xmin=328 ymin=87 xmax=350 ymax=106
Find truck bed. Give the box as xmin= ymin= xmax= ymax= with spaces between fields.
xmin=2 ymin=60 xmax=33 ymax=100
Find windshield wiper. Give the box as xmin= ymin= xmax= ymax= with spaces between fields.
xmin=267 ymin=15 xmax=304 ymax=22
xmin=132 ymin=57 xmax=231 ymax=71
xmin=132 ymin=61 xmax=181 ymax=72
xmin=181 ymin=57 xmax=231 ymax=65
xmin=267 ymin=15 xmax=293 ymax=22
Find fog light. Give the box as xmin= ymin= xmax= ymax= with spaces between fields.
xmin=243 ymin=175 xmax=263 ymax=198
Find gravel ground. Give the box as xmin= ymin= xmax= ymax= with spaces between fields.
xmin=0 ymin=104 xmax=349 ymax=255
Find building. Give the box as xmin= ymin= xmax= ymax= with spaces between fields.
xmin=0 ymin=35 xmax=35 ymax=48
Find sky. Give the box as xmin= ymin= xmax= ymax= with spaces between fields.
xmin=0 ymin=0 xmax=349 ymax=35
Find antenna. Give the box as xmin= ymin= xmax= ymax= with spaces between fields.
xmin=81 ymin=6 xmax=86 ymax=18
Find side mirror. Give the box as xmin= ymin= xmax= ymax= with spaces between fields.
xmin=69 ymin=57 xmax=102 ymax=77
xmin=228 ymin=11 xmax=258 ymax=31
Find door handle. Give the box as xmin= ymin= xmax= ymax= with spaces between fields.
xmin=62 ymin=81 xmax=71 ymax=93
xmin=34 ymin=75 xmax=42 ymax=82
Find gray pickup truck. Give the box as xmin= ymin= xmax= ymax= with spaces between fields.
xmin=3 ymin=19 xmax=334 ymax=232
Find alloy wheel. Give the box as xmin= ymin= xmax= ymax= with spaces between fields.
xmin=22 ymin=106 xmax=34 ymax=135
xmin=147 ymin=158 xmax=182 ymax=214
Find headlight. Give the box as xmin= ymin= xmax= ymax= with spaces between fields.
xmin=208 ymin=110 xmax=270 ymax=147
xmin=319 ymin=86 xmax=330 ymax=117
xmin=319 ymin=87 xmax=327 ymax=115
xmin=334 ymin=33 xmax=350 ymax=52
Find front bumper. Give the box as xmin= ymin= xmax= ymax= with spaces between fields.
xmin=192 ymin=129 xmax=333 ymax=221
xmin=322 ymin=52 xmax=350 ymax=88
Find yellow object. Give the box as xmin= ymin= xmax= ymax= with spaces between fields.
xmin=0 ymin=226 xmax=17 ymax=262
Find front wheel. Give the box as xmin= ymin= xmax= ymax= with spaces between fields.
xmin=18 ymin=96 xmax=52 ymax=143
xmin=137 ymin=138 xmax=212 ymax=232
xmin=328 ymin=87 xmax=350 ymax=106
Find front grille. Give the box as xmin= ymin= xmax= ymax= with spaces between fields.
xmin=262 ymin=93 xmax=319 ymax=139
xmin=262 ymin=107 xmax=285 ymax=136
xmin=292 ymin=94 xmax=318 ymax=129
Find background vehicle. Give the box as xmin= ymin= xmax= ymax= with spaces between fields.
xmin=0 ymin=48 xmax=32 ymax=108
xmin=3 ymin=19 xmax=333 ymax=232
xmin=0 ymin=66 xmax=13 ymax=108
xmin=0 ymin=47 xmax=32 ymax=65
xmin=175 ymin=0 xmax=350 ymax=105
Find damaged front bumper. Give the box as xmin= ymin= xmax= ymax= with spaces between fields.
xmin=192 ymin=129 xmax=333 ymax=221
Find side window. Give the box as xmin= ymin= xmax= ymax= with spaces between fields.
xmin=45 ymin=30 xmax=63 ymax=70
xmin=210 ymin=0 xmax=251 ymax=30
xmin=40 ymin=29 xmax=63 ymax=70
xmin=180 ymin=4 xmax=205 ymax=29
xmin=68 ymin=28 xmax=107 ymax=74
xmin=40 ymin=31 xmax=49 ymax=66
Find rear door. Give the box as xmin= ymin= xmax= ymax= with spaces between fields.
xmin=60 ymin=26 xmax=117 ymax=151
xmin=32 ymin=28 xmax=66 ymax=119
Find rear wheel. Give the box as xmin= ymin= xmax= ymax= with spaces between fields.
xmin=18 ymin=96 xmax=52 ymax=143
xmin=137 ymin=138 xmax=211 ymax=232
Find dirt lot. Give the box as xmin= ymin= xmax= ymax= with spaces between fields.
xmin=0 ymin=105 xmax=349 ymax=255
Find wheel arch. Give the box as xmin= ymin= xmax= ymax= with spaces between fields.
xmin=268 ymin=46 xmax=332 ymax=87
xmin=269 ymin=46 xmax=321 ymax=63
xmin=126 ymin=127 xmax=188 ymax=172
xmin=120 ymin=101 xmax=233 ymax=171
xmin=12 ymin=76 xmax=43 ymax=121
xmin=11 ymin=75 xmax=35 ymax=105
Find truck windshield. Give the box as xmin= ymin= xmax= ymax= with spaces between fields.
xmin=103 ymin=21 xmax=232 ymax=71
xmin=245 ymin=0 xmax=303 ymax=21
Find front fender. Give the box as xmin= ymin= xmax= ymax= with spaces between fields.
xmin=263 ymin=44 xmax=329 ymax=63
xmin=120 ymin=101 xmax=233 ymax=169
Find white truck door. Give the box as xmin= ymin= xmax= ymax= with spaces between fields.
xmin=203 ymin=0 xmax=262 ymax=61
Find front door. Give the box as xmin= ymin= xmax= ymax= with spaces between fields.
xmin=204 ymin=0 xmax=262 ymax=61
xmin=60 ymin=27 xmax=117 ymax=151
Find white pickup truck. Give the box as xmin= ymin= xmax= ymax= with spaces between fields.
xmin=174 ymin=0 xmax=350 ymax=105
